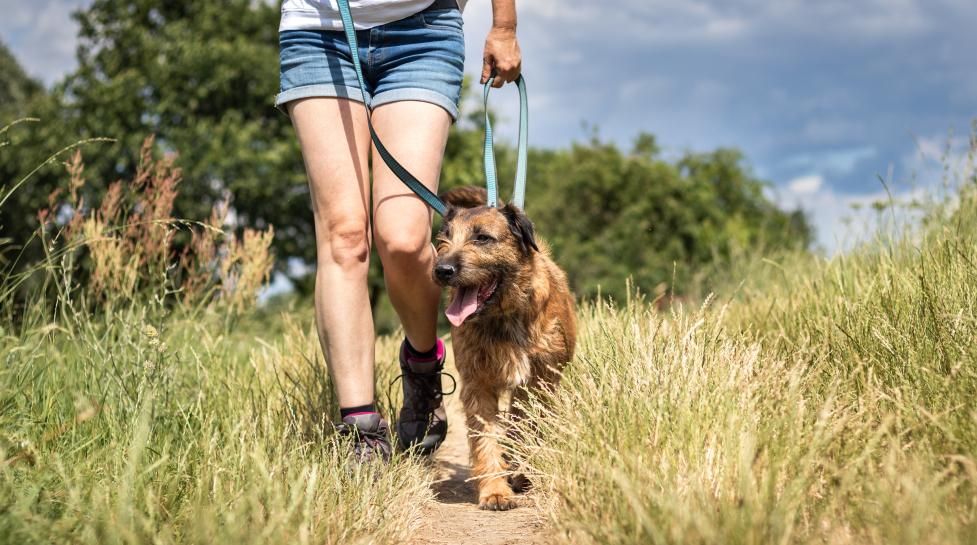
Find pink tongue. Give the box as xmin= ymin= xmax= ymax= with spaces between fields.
xmin=445 ymin=286 xmax=479 ymax=327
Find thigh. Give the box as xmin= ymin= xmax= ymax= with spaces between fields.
xmin=369 ymin=7 xmax=464 ymax=240
xmin=370 ymin=8 xmax=466 ymax=121
xmin=288 ymin=97 xmax=372 ymax=238
xmin=371 ymin=100 xmax=452 ymax=242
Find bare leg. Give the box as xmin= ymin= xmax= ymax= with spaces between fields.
xmin=371 ymin=101 xmax=452 ymax=352
xmin=287 ymin=97 xmax=375 ymax=408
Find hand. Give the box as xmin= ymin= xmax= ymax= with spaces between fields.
xmin=481 ymin=26 xmax=521 ymax=88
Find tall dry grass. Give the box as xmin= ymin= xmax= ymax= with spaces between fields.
xmin=29 ymin=135 xmax=275 ymax=317
xmin=5 ymin=118 xmax=977 ymax=544
xmin=0 ymin=126 xmax=431 ymax=544
xmin=508 ymin=139 xmax=977 ymax=544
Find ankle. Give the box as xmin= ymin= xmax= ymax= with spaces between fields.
xmin=405 ymin=337 xmax=437 ymax=360
xmin=340 ymin=403 xmax=377 ymax=419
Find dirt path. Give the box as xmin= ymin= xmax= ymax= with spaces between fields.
xmin=409 ymin=367 xmax=549 ymax=545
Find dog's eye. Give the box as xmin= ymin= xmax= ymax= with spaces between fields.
xmin=474 ymin=233 xmax=495 ymax=244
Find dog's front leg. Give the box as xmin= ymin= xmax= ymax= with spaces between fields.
xmin=462 ymin=384 xmax=516 ymax=510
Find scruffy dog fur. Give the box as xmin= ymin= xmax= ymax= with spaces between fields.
xmin=434 ymin=186 xmax=576 ymax=511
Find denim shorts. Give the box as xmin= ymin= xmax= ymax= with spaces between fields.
xmin=276 ymin=6 xmax=465 ymax=120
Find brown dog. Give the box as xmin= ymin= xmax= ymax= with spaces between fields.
xmin=434 ymin=186 xmax=576 ymax=511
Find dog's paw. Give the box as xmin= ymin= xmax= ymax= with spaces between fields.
xmin=508 ymin=473 xmax=532 ymax=494
xmin=479 ymin=492 xmax=518 ymax=511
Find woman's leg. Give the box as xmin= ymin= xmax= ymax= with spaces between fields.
xmin=371 ymin=100 xmax=452 ymax=351
xmin=287 ymin=97 xmax=375 ymax=409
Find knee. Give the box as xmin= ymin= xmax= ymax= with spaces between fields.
xmin=376 ymin=227 xmax=430 ymax=271
xmin=321 ymin=220 xmax=370 ymax=272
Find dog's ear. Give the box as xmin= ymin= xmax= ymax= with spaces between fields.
xmin=444 ymin=204 xmax=457 ymax=222
xmin=438 ymin=205 xmax=457 ymax=235
xmin=439 ymin=186 xmax=488 ymax=209
xmin=501 ymin=203 xmax=539 ymax=255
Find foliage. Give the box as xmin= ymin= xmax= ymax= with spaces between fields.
xmin=2 ymin=113 xmax=975 ymax=543
xmin=507 ymin=140 xmax=977 ymax=544
xmin=12 ymin=133 xmax=274 ymax=323
xmin=0 ymin=130 xmax=426 ymax=544
xmin=520 ymin=134 xmax=812 ymax=302
xmin=0 ymin=2 xmax=303 ymax=282
xmin=0 ymin=42 xmax=42 ymax=119
xmin=0 ymin=287 xmax=429 ymax=545
xmin=2 ymin=8 xmax=810 ymax=318
xmin=4 ymin=3 xmax=973 ymax=542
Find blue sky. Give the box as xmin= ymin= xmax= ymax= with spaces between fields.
xmin=3 ymin=0 xmax=976 ymax=251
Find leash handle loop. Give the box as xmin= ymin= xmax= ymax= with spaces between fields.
xmin=482 ymin=74 xmax=529 ymax=209
xmin=336 ymin=0 xmax=448 ymax=217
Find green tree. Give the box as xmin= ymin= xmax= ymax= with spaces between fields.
xmin=66 ymin=0 xmax=303 ymax=246
xmin=1 ymin=2 xmax=811 ymax=318
xmin=0 ymin=3 xmax=495 ymax=316
xmin=0 ymin=41 xmax=43 ymax=119
xmin=523 ymin=133 xmax=811 ymax=302
xmin=1 ymin=1 xmax=307 ymax=276
xmin=0 ymin=44 xmax=70 ymax=265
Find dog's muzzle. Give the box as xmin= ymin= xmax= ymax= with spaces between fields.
xmin=434 ymin=262 xmax=457 ymax=282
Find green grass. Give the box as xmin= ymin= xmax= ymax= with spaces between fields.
xmin=0 ymin=300 xmax=432 ymax=544
xmin=507 ymin=184 xmax=977 ymax=542
xmin=0 ymin=127 xmax=434 ymax=544
xmin=3 ymin=128 xmax=977 ymax=543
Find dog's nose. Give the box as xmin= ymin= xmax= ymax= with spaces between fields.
xmin=434 ymin=263 xmax=457 ymax=281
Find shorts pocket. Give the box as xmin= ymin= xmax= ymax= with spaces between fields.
xmin=421 ymin=9 xmax=463 ymax=32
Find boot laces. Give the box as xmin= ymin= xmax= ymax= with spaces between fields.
xmin=389 ymin=367 xmax=457 ymax=412
xmin=337 ymin=422 xmax=389 ymax=456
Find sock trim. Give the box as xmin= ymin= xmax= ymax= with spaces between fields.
xmin=340 ymin=403 xmax=376 ymax=419
xmin=344 ymin=411 xmax=377 ymax=417
xmin=405 ymin=338 xmax=438 ymax=360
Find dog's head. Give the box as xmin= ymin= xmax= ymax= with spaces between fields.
xmin=434 ymin=191 xmax=538 ymax=327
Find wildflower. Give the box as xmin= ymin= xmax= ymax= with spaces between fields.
xmin=142 ymin=324 xmax=158 ymax=338
xmin=156 ymin=342 xmax=167 ymax=353
xmin=143 ymin=359 xmax=156 ymax=374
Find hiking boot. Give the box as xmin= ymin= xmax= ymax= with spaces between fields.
xmin=336 ymin=412 xmax=393 ymax=463
xmin=395 ymin=339 xmax=455 ymax=454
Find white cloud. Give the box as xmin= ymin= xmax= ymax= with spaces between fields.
xmin=3 ymin=0 xmax=974 ymax=258
xmin=901 ymin=133 xmax=975 ymax=192
xmin=515 ymin=0 xmax=944 ymax=48
xmin=0 ymin=0 xmax=90 ymax=85
xmin=774 ymin=173 xmax=932 ymax=254
xmin=787 ymin=174 xmax=823 ymax=195
xmin=780 ymin=132 xmax=975 ymax=255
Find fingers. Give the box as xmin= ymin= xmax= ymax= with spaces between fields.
xmin=480 ymin=57 xmax=493 ymax=85
xmin=482 ymin=30 xmax=522 ymax=87
xmin=494 ymin=62 xmax=520 ymax=87
xmin=483 ymin=61 xmax=520 ymax=87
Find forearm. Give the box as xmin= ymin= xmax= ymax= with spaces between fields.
xmin=491 ymin=0 xmax=516 ymax=30
xmin=483 ymin=0 xmax=521 ymax=85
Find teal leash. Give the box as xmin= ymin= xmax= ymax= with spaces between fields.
xmin=335 ymin=0 xmax=530 ymax=213
xmin=482 ymin=74 xmax=529 ymax=209
xmin=336 ymin=0 xmax=447 ymax=216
